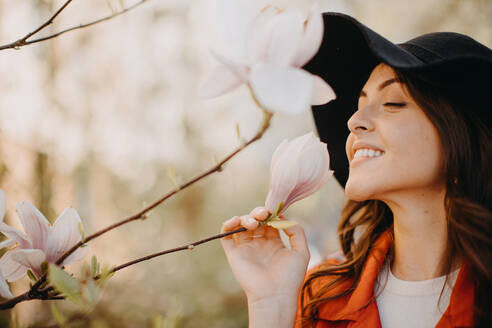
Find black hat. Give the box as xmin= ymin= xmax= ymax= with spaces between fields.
xmin=303 ymin=12 xmax=492 ymax=189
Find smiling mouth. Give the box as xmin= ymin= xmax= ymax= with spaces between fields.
xmin=350 ymin=153 xmax=384 ymax=167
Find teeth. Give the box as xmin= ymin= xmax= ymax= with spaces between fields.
xmin=353 ymin=148 xmax=384 ymax=159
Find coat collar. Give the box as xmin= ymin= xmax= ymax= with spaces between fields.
xmin=435 ymin=260 xmax=474 ymax=327
xmin=316 ymin=228 xmax=474 ymax=327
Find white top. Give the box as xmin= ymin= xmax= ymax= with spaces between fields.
xmin=374 ymin=264 xmax=460 ymax=328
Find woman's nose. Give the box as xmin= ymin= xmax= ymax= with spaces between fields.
xmin=347 ymin=106 xmax=374 ymax=133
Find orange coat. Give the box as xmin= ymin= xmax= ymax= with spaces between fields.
xmin=295 ymin=229 xmax=474 ymax=328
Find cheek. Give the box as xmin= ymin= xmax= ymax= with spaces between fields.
xmin=345 ymin=134 xmax=354 ymax=160
xmin=420 ymin=127 xmax=444 ymax=179
xmin=387 ymin=120 xmax=444 ymax=182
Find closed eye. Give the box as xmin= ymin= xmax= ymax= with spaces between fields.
xmin=383 ymin=102 xmax=406 ymax=108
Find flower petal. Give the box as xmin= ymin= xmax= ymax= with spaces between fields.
xmin=198 ymin=65 xmax=244 ymax=98
xmin=265 ymin=133 xmax=316 ymax=213
xmin=0 ymin=270 xmax=13 ymax=299
xmin=292 ymin=3 xmax=324 ymax=67
xmin=246 ymin=5 xmax=278 ymax=63
xmin=291 ymin=144 xmax=332 ymax=200
xmin=269 ymin=139 xmax=289 ymax=176
xmin=265 ymin=151 xmax=300 ymax=213
xmin=264 ymin=11 xmax=303 ymax=66
xmin=46 ymin=207 xmax=84 ymax=263
xmin=265 ymin=185 xmax=294 ymax=215
xmin=214 ymin=0 xmax=264 ymax=62
xmin=16 ymin=201 xmax=50 ymax=250
xmin=0 ymin=190 xmax=5 ymax=222
xmin=0 ymin=222 xmax=31 ymax=249
xmin=0 ymin=239 xmax=16 ymax=249
xmin=211 ymin=50 xmax=250 ymax=82
xmin=283 ymin=142 xmax=332 ymax=209
xmin=312 ymin=74 xmax=336 ymax=105
xmin=0 ymin=250 xmax=27 ymax=282
xmin=10 ymin=249 xmax=46 ymax=276
xmin=249 ymin=63 xmax=313 ymax=114
xmin=270 ymin=132 xmax=316 ymax=181
xmin=265 ymin=132 xmax=333 ymax=214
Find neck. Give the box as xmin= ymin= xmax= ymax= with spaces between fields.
xmin=382 ymin=186 xmax=460 ymax=281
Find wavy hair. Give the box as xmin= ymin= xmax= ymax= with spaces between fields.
xmin=300 ymin=66 xmax=492 ymax=328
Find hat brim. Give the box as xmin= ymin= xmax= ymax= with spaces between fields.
xmin=304 ymin=12 xmax=492 ymax=189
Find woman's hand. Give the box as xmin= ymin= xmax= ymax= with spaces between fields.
xmin=220 ymin=206 xmax=310 ymax=304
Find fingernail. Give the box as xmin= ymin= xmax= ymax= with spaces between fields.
xmin=247 ymin=217 xmax=256 ymax=225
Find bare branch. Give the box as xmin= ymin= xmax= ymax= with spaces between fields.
xmin=108 ymin=227 xmax=248 ymax=274
xmin=0 ymin=0 xmax=150 ymax=51
xmin=27 ymin=0 xmax=73 ymax=39
xmin=54 ymin=109 xmax=273 ymax=267
xmin=0 ymin=281 xmax=60 ymax=309
xmin=0 ymin=109 xmax=273 ymax=310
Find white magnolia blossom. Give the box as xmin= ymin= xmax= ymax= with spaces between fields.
xmin=0 ymin=191 xmax=13 ymax=299
xmin=199 ymin=0 xmax=336 ymax=114
xmin=265 ymin=132 xmax=333 ymax=215
xmin=0 ymin=190 xmax=89 ymax=298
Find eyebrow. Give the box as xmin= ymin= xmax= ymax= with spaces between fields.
xmin=359 ymin=78 xmax=400 ymax=98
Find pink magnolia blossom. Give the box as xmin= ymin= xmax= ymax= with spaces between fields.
xmin=265 ymin=132 xmax=333 ymax=215
xmin=198 ymin=1 xmax=336 ymax=114
xmin=0 ymin=191 xmax=13 ymax=298
xmin=0 ymin=190 xmax=89 ymax=291
xmin=0 ymin=270 xmax=12 ymax=299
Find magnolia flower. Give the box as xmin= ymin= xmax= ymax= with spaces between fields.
xmin=0 ymin=270 xmax=12 ymax=299
xmin=198 ymin=1 xmax=336 ymax=114
xmin=265 ymin=132 xmax=333 ymax=217
xmin=0 ymin=191 xmax=13 ymax=299
xmin=0 ymin=190 xmax=89 ymax=292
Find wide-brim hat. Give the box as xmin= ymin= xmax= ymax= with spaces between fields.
xmin=303 ymin=12 xmax=492 ymax=189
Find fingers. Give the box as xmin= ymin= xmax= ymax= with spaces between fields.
xmin=250 ymin=206 xmax=270 ymax=221
xmin=283 ymin=224 xmax=310 ymax=258
xmin=221 ymin=216 xmax=241 ymax=251
xmin=220 ymin=214 xmax=260 ymax=247
xmin=221 ymin=213 xmax=260 ymax=234
xmin=221 ymin=216 xmax=241 ymax=234
xmin=221 ymin=207 xmax=286 ymax=249
xmin=240 ymin=214 xmax=259 ymax=230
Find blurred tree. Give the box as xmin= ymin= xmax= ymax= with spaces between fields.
xmin=34 ymin=152 xmax=55 ymax=222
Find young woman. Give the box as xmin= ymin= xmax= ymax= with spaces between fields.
xmin=220 ymin=12 xmax=491 ymax=328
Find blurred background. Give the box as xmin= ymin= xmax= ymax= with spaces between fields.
xmin=0 ymin=0 xmax=490 ymax=327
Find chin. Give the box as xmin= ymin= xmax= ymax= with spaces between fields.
xmin=344 ymin=179 xmax=375 ymax=202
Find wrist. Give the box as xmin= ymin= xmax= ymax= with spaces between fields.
xmin=247 ymin=294 xmax=298 ymax=328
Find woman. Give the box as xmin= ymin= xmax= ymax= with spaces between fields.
xmin=220 ymin=12 xmax=491 ymax=328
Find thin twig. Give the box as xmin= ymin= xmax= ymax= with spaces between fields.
xmin=56 ymin=110 xmax=272 ymax=266
xmin=0 ymin=0 xmax=72 ymax=50
xmin=0 ymin=282 xmax=60 ymax=309
xmin=0 ymin=109 xmax=273 ymax=310
xmin=108 ymin=208 xmax=282 ymax=275
xmin=6 ymin=227 xmax=249 ymax=305
xmin=0 ymin=0 xmax=150 ymax=51
xmin=108 ymin=227 xmax=247 ymax=274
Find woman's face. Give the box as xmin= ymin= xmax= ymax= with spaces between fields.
xmin=344 ymin=63 xmax=445 ymax=202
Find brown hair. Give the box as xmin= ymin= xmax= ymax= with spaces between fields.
xmin=300 ymin=65 xmax=492 ymax=327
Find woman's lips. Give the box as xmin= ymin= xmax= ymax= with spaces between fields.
xmin=350 ymin=154 xmax=384 ymax=168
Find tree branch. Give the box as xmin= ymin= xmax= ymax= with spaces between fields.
xmin=0 ymin=227 xmax=249 ymax=309
xmin=108 ymin=227 xmax=248 ymax=275
xmin=0 ymin=0 xmax=150 ymax=51
xmin=55 ymin=109 xmax=272 ymax=266
xmin=0 ymin=109 xmax=273 ymax=310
